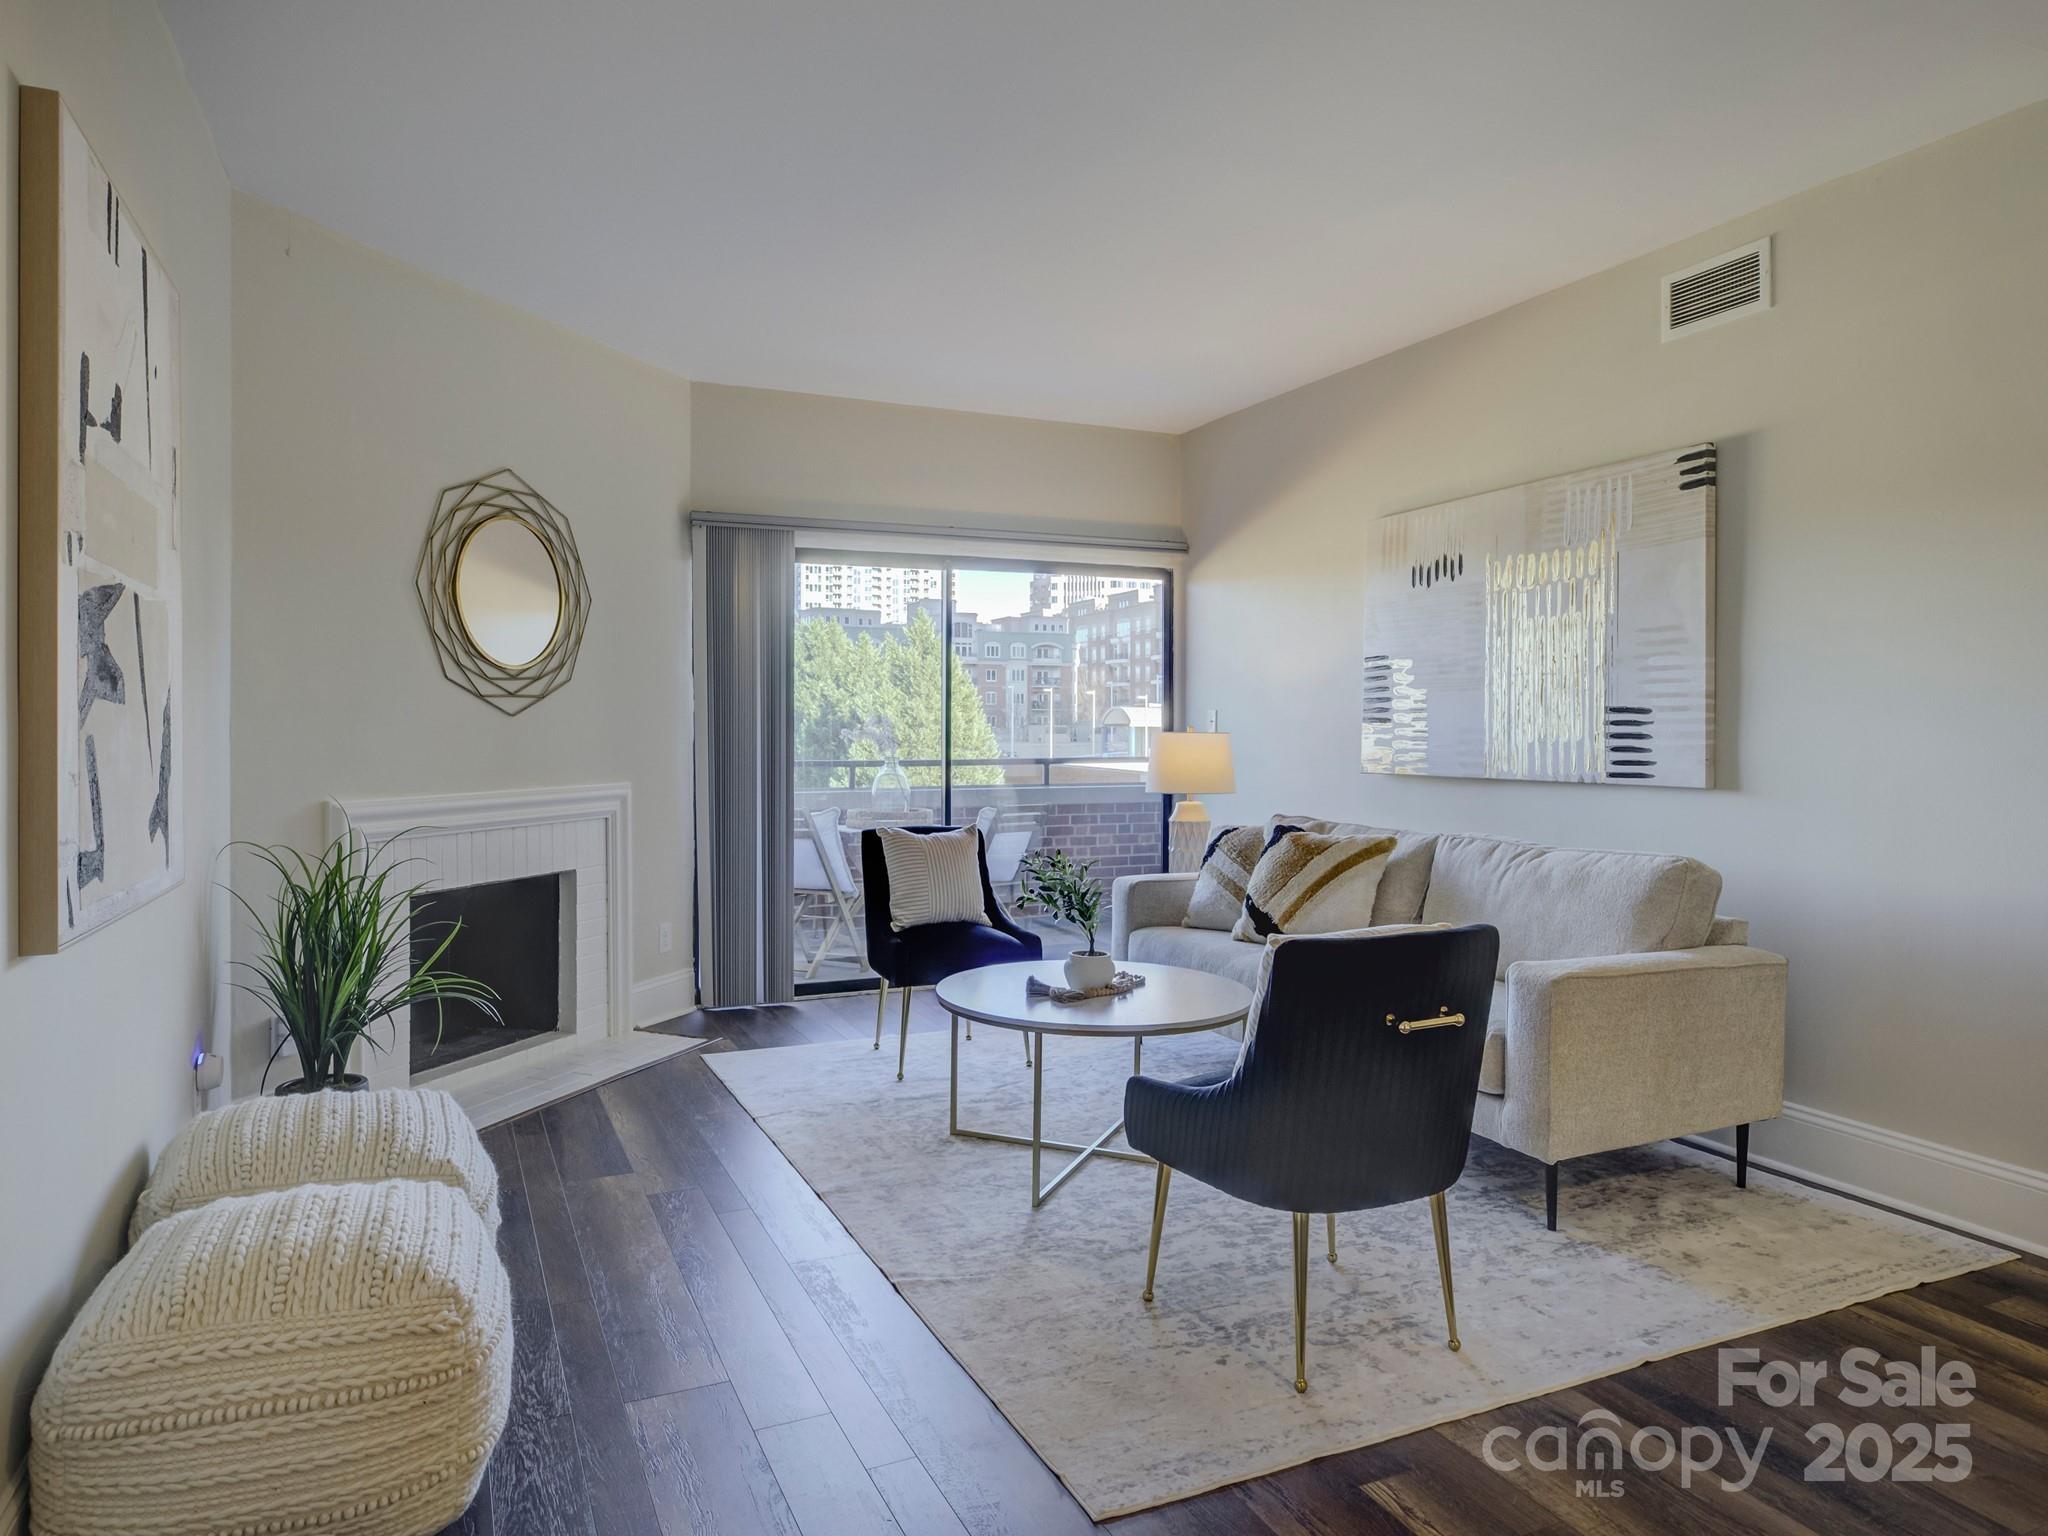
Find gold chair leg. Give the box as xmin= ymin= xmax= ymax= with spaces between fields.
xmin=1142 ymin=1165 xmax=1171 ymax=1301
xmin=1292 ymin=1212 xmax=1310 ymax=1393
xmin=896 ymin=984 xmax=913 ymax=1080
xmin=1326 ymin=1213 xmax=1337 ymax=1264
xmin=874 ymin=981 xmax=887 ymax=1050
xmin=1429 ymin=1190 xmax=1460 ymax=1352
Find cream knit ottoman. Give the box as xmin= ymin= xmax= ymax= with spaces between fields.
xmin=129 ymin=1087 xmax=498 ymax=1244
xmin=31 ymin=1179 xmax=512 ymax=1536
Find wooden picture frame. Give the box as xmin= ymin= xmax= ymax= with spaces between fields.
xmin=17 ymin=87 xmax=185 ymax=952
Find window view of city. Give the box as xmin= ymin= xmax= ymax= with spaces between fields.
xmin=792 ymin=559 xmax=1168 ymax=988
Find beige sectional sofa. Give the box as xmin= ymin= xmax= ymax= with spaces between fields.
xmin=1111 ymin=816 xmax=1787 ymax=1227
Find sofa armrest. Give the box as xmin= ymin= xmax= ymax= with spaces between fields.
xmin=1706 ymin=914 xmax=1750 ymax=946
xmin=1498 ymin=945 xmax=1787 ymax=1164
xmin=1111 ymin=873 xmax=1198 ymax=961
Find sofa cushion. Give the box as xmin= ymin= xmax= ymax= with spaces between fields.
xmin=1230 ymin=829 xmax=1395 ymax=941
xmin=1128 ymin=922 xmax=1270 ymax=992
xmin=1274 ymin=815 xmax=1437 ymax=924
xmin=130 ymin=1086 xmax=498 ymax=1243
xmin=1479 ymin=979 xmax=1509 ymax=1096
xmin=1422 ymin=833 xmax=1723 ymax=979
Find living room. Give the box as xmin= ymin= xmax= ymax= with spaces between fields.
xmin=3 ymin=3 xmax=2045 ymax=1534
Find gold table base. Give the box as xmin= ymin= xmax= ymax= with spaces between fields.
xmin=947 ymin=1015 xmax=1151 ymax=1208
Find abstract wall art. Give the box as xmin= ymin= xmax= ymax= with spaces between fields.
xmin=1361 ymin=444 xmax=1714 ymax=788
xmin=17 ymin=88 xmax=185 ymax=952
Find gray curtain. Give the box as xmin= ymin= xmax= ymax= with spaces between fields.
xmin=703 ymin=523 xmax=796 ymax=1006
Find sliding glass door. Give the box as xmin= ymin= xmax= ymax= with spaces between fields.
xmin=791 ymin=554 xmax=1170 ymax=992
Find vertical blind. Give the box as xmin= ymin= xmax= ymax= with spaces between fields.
xmin=702 ymin=523 xmax=796 ymax=1006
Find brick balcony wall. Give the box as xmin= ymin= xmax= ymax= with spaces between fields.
xmin=1026 ymin=801 xmax=1163 ymax=884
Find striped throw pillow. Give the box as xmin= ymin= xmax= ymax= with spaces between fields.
xmin=878 ymin=825 xmax=990 ymax=931
xmin=1231 ymin=830 xmax=1397 ymax=942
xmin=1183 ymin=822 xmax=1299 ymax=930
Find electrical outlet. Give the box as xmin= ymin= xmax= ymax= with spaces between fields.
xmin=658 ymin=922 xmax=674 ymax=954
xmin=1206 ymin=709 xmax=1218 ymax=731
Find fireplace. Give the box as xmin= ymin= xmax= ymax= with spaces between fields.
xmin=325 ymin=784 xmax=631 ymax=1093
xmin=410 ymin=872 xmax=571 ymax=1073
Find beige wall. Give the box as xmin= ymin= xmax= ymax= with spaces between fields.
xmin=229 ymin=219 xmax=1187 ymax=1097
xmin=1181 ymin=104 xmax=2048 ymax=1196
xmin=229 ymin=197 xmax=695 ymax=1095
xmin=691 ymin=381 xmax=1181 ymax=535
xmin=0 ymin=0 xmax=234 ymax=1484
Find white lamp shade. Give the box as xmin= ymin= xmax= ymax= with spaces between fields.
xmin=1146 ymin=731 xmax=1235 ymax=795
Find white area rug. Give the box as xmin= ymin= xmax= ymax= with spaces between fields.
xmin=708 ymin=1027 xmax=2006 ymax=1519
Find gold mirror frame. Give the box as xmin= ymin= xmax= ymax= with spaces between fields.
xmin=416 ymin=469 xmax=591 ymax=715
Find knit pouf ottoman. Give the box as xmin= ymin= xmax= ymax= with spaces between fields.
xmin=129 ymin=1087 xmax=498 ymax=1244
xmin=31 ymin=1179 xmax=511 ymax=1536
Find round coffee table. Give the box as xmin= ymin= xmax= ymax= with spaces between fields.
xmin=933 ymin=960 xmax=1254 ymax=1208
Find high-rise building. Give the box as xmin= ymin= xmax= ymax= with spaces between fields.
xmin=1070 ymin=584 xmax=1165 ymax=750
xmin=797 ymin=563 xmax=941 ymax=623
xmin=1029 ymin=571 xmax=1147 ymax=613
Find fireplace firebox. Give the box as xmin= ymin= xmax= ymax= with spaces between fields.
xmin=410 ymin=872 xmax=569 ymax=1072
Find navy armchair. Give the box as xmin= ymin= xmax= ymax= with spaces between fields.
xmin=861 ymin=825 xmax=1043 ymax=1079
xmin=1125 ymin=923 xmax=1499 ymax=1392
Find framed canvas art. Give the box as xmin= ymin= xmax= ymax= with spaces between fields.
xmin=1361 ymin=444 xmax=1714 ymax=787
xmin=17 ymin=87 xmax=184 ymax=952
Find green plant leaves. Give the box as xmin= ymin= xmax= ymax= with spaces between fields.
xmin=1018 ymin=848 xmax=1104 ymax=954
xmin=228 ymin=819 xmax=503 ymax=1092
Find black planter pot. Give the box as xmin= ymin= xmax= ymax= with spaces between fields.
xmin=273 ymin=1074 xmax=371 ymax=1096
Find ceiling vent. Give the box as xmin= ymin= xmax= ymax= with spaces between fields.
xmin=1662 ymin=237 xmax=1771 ymax=340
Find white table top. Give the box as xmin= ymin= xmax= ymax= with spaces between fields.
xmin=933 ymin=961 xmax=1253 ymax=1038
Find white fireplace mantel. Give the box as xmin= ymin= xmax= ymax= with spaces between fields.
xmin=324 ymin=784 xmax=634 ymax=1089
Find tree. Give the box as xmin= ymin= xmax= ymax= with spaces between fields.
xmin=794 ymin=611 xmax=1003 ymax=789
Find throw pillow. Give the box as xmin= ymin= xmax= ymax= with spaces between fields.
xmin=878 ymin=825 xmax=990 ymax=930
xmin=1182 ymin=822 xmax=1298 ymax=930
xmin=1232 ymin=829 xmax=1397 ymax=942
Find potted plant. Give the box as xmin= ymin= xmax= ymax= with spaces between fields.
xmin=1019 ymin=849 xmax=1113 ymax=991
xmin=231 ymin=825 xmax=502 ymax=1094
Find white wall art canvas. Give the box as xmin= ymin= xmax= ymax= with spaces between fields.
xmin=17 ymin=88 xmax=185 ymax=951
xmin=1361 ymin=445 xmax=1714 ymax=787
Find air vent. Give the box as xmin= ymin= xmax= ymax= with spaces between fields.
xmin=1662 ymin=237 xmax=1771 ymax=340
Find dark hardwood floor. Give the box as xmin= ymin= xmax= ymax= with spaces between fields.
xmin=441 ymin=992 xmax=2048 ymax=1536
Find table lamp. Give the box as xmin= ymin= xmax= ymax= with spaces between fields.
xmin=1147 ymin=731 xmax=1235 ymax=873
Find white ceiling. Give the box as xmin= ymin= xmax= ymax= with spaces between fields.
xmin=161 ymin=1 xmax=2048 ymax=432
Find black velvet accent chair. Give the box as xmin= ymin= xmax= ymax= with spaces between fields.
xmin=861 ymin=825 xmax=1044 ymax=1080
xmin=1125 ymin=923 xmax=1500 ymax=1392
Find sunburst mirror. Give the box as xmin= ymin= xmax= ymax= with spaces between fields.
xmin=417 ymin=469 xmax=590 ymax=715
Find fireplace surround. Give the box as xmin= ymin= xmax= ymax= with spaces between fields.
xmin=324 ymin=784 xmax=632 ymax=1092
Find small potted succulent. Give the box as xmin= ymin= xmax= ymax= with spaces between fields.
xmin=231 ymin=824 xmax=502 ymax=1093
xmin=1019 ymin=849 xmax=1112 ymax=991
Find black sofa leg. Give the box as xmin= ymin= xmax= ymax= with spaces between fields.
xmin=1735 ymin=1124 xmax=1750 ymax=1189
xmin=1545 ymin=1162 xmax=1559 ymax=1231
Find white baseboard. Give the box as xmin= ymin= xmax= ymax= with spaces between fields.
xmin=631 ymin=969 xmax=696 ymax=1028
xmin=1692 ymin=1100 xmax=2048 ymax=1258
xmin=2 ymin=1457 xmax=25 ymax=1536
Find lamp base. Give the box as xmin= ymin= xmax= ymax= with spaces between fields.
xmin=1166 ymin=800 xmax=1211 ymax=873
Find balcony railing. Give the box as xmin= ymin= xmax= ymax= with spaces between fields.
xmin=797 ymin=754 xmax=1151 ymax=790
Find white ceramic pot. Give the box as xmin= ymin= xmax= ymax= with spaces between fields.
xmin=1064 ymin=951 xmax=1116 ymax=992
